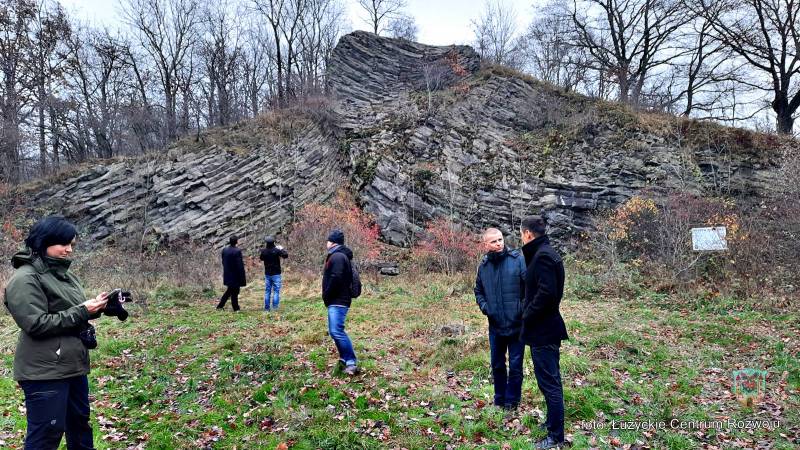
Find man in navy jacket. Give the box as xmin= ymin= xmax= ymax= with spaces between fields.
xmin=519 ymin=216 xmax=568 ymax=449
xmin=475 ymin=228 xmax=527 ymax=410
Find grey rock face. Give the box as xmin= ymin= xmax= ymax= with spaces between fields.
xmin=327 ymin=32 xmax=785 ymax=245
xmin=33 ymin=123 xmax=343 ymax=247
xmin=20 ymin=31 xmax=789 ymax=249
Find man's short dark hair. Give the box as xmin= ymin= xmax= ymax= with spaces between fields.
xmin=229 ymin=235 xmax=239 ymax=246
xmin=520 ymin=215 xmax=547 ymax=236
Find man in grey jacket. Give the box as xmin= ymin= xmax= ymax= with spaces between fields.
xmin=474 ymin=228 xmax=527 ymax=410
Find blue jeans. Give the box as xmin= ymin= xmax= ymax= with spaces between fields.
xmin=19 ymin=375 xmax=94 ymax=450
xmin=327 ymin=306 xmax=357 ymax=366
xmin=531 ymin=343 xmax=565 ymax=442
xmin=264 ymin=274 xmax=282 ymax=310
xmin=489 ymin=329 xmax=525 ymax=407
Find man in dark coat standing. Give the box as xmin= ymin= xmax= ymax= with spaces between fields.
xmin=475 ymin=228 xmax=527 ymax=410
xmin=260 ymin=235 xmax=288 ymax=311
xmin=217 ymin=235 xmax=246 ymax=312
xmin=322 ymin=229 xmax=358 ymax=375
xmin=519 ymin=216 xmax=568 ymax=449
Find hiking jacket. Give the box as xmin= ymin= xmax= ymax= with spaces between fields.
xmin=322 ymin=245 xmax=353 ymax=307
xmin=4 ymin=250 xmax=92 ymax=381
xmin=519 ymin=236 xmax=569 ymax=347
xmin=474 ymin=247 xmax=526 ymax=336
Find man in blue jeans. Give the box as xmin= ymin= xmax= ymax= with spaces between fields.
xmin=321 ymin=229 xmax=358 ymax=375
xmin=259 ymin=236 xmax=288 ymax=311
xmin=519 ymin=216 xmax=568 ymax=449
xmin=475 ymin=228 xmax=527 ymax=411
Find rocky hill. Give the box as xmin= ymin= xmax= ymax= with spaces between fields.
xmin=10 ymin=31 xmax=790 ymax=247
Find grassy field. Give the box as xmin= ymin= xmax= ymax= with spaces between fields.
xmin=1 ymin=264 xmax=798 ymax=449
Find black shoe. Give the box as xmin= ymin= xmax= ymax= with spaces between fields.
xmin=535 ymin=436 xmax=565 ymax=449
xmin=502 ymin=403 xmax=518 ymax=412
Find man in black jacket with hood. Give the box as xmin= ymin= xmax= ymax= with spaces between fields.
xmin=322 ymin=229 xmax=358 ymax=375
xmin=519 ymin=216 xmax=568 ymax=449
xmin=217 ymin=235 xmax=246 ymax=312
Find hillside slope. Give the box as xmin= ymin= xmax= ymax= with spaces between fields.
xmin=8 ymin=31 xmax=791 ymax=246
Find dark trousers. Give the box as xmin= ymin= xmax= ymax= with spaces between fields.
xmin=217 ymin=286 xmax=240 ymax=311
xmin=531 ymin=343 xmax=565 ymax=442
xmin=18 ymin=375 xmax=94 ymax=450
xmin=488 ymin=329 xmax=525 ymax=407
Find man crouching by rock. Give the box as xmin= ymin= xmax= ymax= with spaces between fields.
xmin=474 ymin=228 xmax=527 ymax=411
xmin=519 ymin=215 xmax=568 ymax=449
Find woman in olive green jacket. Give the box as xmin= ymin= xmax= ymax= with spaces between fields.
xmin=4 ymin=216 xmax=108 ymax=450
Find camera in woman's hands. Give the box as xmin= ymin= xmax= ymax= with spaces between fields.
xmin=104 ymin=288 xmax=132 ymax=321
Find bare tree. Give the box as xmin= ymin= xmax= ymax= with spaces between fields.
xmin=281 ymin=0 xmax=306 ymax=100
xmin=64 ymin=27 xmax=131 ymax=159
xmin=296 ymin=0 xmax=346 ymax=95
xmin=1 ymin=0 xmax=37 ymax=183
xmin=1 ymin=0 xmax=351 ymax=184
xmin=517 ymin=1 xmax=587 ymax=91
xmin=241 ymin=20 xmax=276 ymax=115
xmin=252 ymin=0 xmax=288 ymax=105
xmin=123 ymin=0 xmax=202 ymax=141
xmin=569 ymin=0 xmax=692 ymax=106
xmin=356 ymin=0 xmax=407 ymax=35
xmin=200 ymin=0 xmax=243 ymax=126
xmin=695 ymin=0 xmax=800 ymax=134
xmin=30 ymin=1 xmax=70 ymax=175
xmin=386 ymin=14 xmax=417 ymax=41
xmin=655 ymin=13 xmax=753 ymax=119
xmin=421 ymin=61 xmax=447 ymax=113
xmin=471 ymin=0 xmax=521 ymax=68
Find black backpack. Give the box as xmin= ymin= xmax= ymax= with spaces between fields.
xmin=349 ymin=259 xmax=362 ymax=298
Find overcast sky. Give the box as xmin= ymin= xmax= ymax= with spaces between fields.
xmin=58 ymin=0 xmax=539 ymax=46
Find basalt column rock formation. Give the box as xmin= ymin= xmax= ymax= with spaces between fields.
xmin=13 ymin=31 xmax=789 ymax=248
xmin=328 ymin=32 xmax=785 ymax=245
xmin=28 ymin=122 xmax=343 ymax=245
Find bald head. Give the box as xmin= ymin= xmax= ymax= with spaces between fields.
xmin=482 ymin=228 xmax=504 ymax=253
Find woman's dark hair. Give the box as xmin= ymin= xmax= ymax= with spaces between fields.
xmin=25 ymin=216 xmax=77 ymax=256
xmin=229 ymin=235 xmax=239 ymax=246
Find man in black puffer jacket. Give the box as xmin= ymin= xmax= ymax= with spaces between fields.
xmin=321 ymin=229 xmax=358 ymax=375
xmin=519 ymin=216 xmax=568 ymax=449
xmin=475 ymin=228 xmax=527 ymax=410
xmin=260 ymin=236 xmax=288 ymax=311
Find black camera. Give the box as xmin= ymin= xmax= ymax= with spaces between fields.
xmin=77 ymin=324 xmax=97 ymax=349
xmin=104 ymin=288 xmax=132 ymax=321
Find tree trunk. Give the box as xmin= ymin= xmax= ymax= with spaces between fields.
xmin=49 ymin=104 xmax=60 ymax=169
xmin=776 ymin=110 xmax=794 ymax=135
xmin=2 ymin=73 xmax=21 ymax=183
xmin=773 ymin=94 xmax=795 ymax=135
xmin=166 ymin=89 xmax=177 ymax=140
xmin=38 ymin=83 xmax=47 ymax=175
